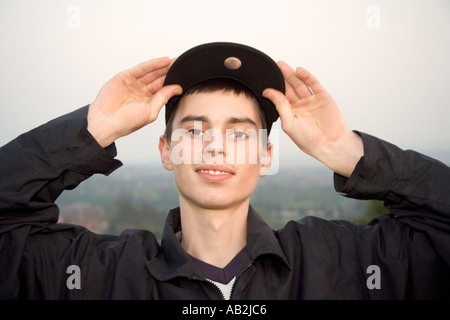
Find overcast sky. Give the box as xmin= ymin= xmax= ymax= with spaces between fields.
xmin=1 ymin=0 xmax=449 ymax=169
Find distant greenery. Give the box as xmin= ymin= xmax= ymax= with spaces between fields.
xmin=56 ymin=166 xmax=389 ymax=238
xmin=355 ymin=200 xmax=389 ymax=225
xmin=104 ymin=196 xmax=166 ymax=240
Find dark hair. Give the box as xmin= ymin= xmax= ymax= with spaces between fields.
xmin=164 ymin=78 xmax=267 ymax=141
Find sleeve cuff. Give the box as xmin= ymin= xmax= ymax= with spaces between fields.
xmin=49 ymin=105 xmax=123 ymax=176
xmin=333 ymin=131 xmax=396 ymax=200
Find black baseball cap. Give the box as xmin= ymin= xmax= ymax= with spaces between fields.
xmin=163 ymin=42 xmax=285 ymax=134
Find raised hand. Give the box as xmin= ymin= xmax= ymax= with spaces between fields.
xmin=263 ymin=61 xmax=363 ymax=177
xmin=87 ymin=57 xmax=182 ymax=148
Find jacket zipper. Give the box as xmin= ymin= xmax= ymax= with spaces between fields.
xmin=192 ymin=276 xmax=226 ymax=300
xmin=229 ymin=262 xmax=253 ymax=300
xmin=192 ymin=262 xmax=253 ymax=300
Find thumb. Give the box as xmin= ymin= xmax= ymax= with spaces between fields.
xmin=263 ymin=88 xmax=293 ymax=128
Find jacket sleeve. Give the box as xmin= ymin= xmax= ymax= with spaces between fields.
xmin=334 ymin=132 xmax=450 ymax=298
xmin=335 ymin=131 xmax=450 ymax=229
xmin=0 ymin=106 xmax=122 ymax=228
xmin=0 ymin=105 xmax=122 ymax=298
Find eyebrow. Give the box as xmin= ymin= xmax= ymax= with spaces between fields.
xmin=226 ymin=117 xmax=258 ymax=127
xmin=179 ymin=115 xmax=259 ymax=127
xmin=179 ymin=115 xmax=209 ymax=124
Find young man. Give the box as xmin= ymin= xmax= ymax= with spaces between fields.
xmin=0 ymin=42 xmax=449 ymax=299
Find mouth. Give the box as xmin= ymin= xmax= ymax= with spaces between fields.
xmin=195 ymin=165 xmax=235 ymax=182
xmin=197 ymin=169 xmax=232 ymax=175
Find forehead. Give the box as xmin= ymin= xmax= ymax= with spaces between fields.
xmin=172 ymin=91 xmax=263 ymax=127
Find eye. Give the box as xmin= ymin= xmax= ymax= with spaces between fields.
xmin=188 ymin=128 xmax=205 ymax=136
xmin=229 ymin=130 xmax=249 ymax=140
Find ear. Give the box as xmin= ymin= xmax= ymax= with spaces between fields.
xmin=159 ymin=135 xmax=173 ymax=171
xmin=259 ymin=142 xmax=273 ymax=177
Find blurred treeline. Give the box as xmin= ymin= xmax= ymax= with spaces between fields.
xmin=56 ymin=166 xmax=389 ymax=240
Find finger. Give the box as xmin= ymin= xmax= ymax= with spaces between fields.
xmin=295 ymin=67 xmax=325 ymax=95
xmin=263 ymin=88 xmax=293 ymax=128
xmin=130 ymin=57 xmax=171 ymax=79
xmin=147 ymin=75 xmax=165 ymax=93
xmin=139 ymin=57 xmax=179 ymax=86
xmin=141 ymin=66 xmax=170 ymax=88
xmin=147 ymin=73 xmax=179 ymax=94
xmin=278 ymin=61 xmax=312 ymax=98
xmin=154 ymin=84 xmax=183 ymax=107
xmin=284 ymin=80 xmax=301 ymax=106
xmin=170 ymin=57 xmax=178 ymax=65
xmin=148 ymin=84 xmax=183 ymax=121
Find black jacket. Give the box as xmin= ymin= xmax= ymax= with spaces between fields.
xmin=0 ymin=106 xmax=449 ymax=299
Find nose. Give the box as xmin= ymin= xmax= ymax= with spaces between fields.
xmin=203 ymin=129 xmax=225 ymax=163
xmin=206 ymin=148 xmax=224 ymax=156
xmin=204 ymin=134 xmax=224 ymax=155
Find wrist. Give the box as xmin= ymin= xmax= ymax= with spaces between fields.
xmin=319 ymin=130 xmax=364 ymax=178
xmin=86 ymin=104 xmax=119 ymax=148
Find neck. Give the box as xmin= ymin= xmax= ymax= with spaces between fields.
xmin=179 ymin=197 xmax=248 ymax=268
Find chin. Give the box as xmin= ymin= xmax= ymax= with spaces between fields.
xmin=181 ymin=189 xmax=250 ymax=211
xmin=194 ymin=195 xmax=235 ymax=210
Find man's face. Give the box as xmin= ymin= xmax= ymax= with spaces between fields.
xmin=159 ymin=90 xmax=273 ymax=210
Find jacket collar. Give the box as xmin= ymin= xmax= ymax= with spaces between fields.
xmin=146 ymin=205 xmax=290 ymax=282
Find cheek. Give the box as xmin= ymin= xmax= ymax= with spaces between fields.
xmin=169 ymin=137 xmax=204 ymax=165
xmin=225 ymin=137 xmax=264 ymax=165
xmin=237 ymin=164 xmax=260 ymax=187
xmin=172 ymin=164 xmax=193 ymax=192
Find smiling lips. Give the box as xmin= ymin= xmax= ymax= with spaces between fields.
xmin=198 ymin=169 xmax=231 ymax=175
xmin=195 ymin=165 xmax=235 ymax=182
